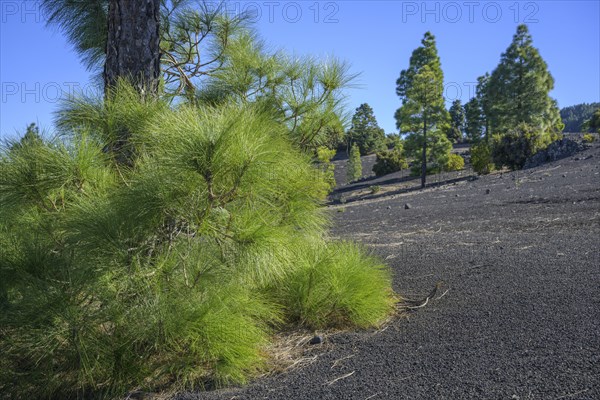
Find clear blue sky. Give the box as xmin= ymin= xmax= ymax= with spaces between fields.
xmin=1 ymin=1 xmax=599 ymax=139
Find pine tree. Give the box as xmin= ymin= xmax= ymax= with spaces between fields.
xmin=396 ymin=32 xmax=443 ymax=99
xmin=484 ymin=25 xmax=563 ymax=169
xmin=347 ymin=103 xmax=385 ymax=155
xmin=347 ymin=143 xmax=362 ymax=182
xmin=464 ymin=98 xmax=483 ymax=143
xmin=448 ymin=99 xmax=465 ymax=143
xmin=43 ymin=0 xmax=160 ymax=165
xmin=3 ymin=4 xmax=393 ymax=397
xmin=464 ymin=74 xmax=491 ymax=144
xmin=12 ymin=123 xmax=43 ymax=150
xmin=395 ymin=32 xmax=451 ymax=189
xmin=476 ymin=73 xmax=492 ymax=141
xmin=486 ymin=25 xmax=563 ymax=136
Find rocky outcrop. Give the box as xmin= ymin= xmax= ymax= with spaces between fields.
xmin=524 ymin=138 xmax=586 ymax=169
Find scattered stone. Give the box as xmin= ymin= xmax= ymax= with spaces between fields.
xmin=308 ymin=335 xmax=323 ymax=345
xmin=562 ymin=174 xmax=567 ymax=178
xmin=455 ymin=194 xmax=459 ymax=197
xmin=486 ymin=189 xmax=491 ymax=194
xmin=404 ymin=203 xmax=412 ymax=209
xmin=387 ymin=206 xmax=392 ymax=209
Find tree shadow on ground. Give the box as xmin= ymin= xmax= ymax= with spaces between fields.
xmin=328 ymin=174 xmax=476 ymax=205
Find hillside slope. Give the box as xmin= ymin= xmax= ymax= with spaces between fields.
xmin=179 ymin=141 xmax=600 ymax=400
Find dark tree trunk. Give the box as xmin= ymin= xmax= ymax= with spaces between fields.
xmin=103 ymin=0 xmax=161 ymax=164
xmin=104 ymin=0 xmax=161 ymax=96
xmin=421 ymin=117 xmax=427 ymax=189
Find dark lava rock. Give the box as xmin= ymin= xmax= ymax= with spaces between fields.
xmin=524 ymin=138 xmax=585 ymax=169
xmin=308 ymin=335 xmax=323 ymax=345
xmin=404 ymin=203 xmax=412 ymax=209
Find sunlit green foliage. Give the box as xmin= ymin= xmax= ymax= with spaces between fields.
xmin=395 ymin=33 xmax=452 ymax=188
xmin=385 ymin=133 xmax=402 ymax=150
xmin=372 ymin=146 xmax=408 ymax=177
xmin=486 ymin=25 xmax=563 ymax=137
xmin=7 ymin=4 xmax=394 ymax=398
xmin=346 ymin=103 xmax=386 ymax=155
xmin=196 ymin=33 xmax=356 ymax=151
xmin=316 ymin=146 xmax=337 ymax=192
xmin=0 ymin=83 xmax=390 ymax=399
xmin=268 ymin=241 xmax=394 ymax=329
xmin=447 ymin=100 xmax=465 ymax=143
xmin=471 ymin=142 xmax=494 ymax=175
xmin=444 ymin=153 xmax=465 ymax=172
xmin=491 ymin=123 xmax=552 ymax=170
xmin=581 ymin=108 xmax=600 ymax=134
xmin=464 ymin=97 xmax=484 ymax=143
xmin=347 ymin=144 xmax=362 ymax=182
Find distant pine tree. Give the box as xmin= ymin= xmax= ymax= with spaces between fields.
xmin=486 ymin=25 xmax=563 ymax=137
xmin=347 ymin=103 xmax=386 ymax=155
xmin=464 ymin=98 xmax=483 ymax=143
xmin=483 ymin=24 xmax=563 ymax=169
xmin=395 ymin=32 xmax=451 ymax=188
xmin=448 ymin=99 xmax=465 ymax=143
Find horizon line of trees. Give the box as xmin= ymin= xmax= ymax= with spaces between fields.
xmin=337 ymin=23 xmax=595 ymax=185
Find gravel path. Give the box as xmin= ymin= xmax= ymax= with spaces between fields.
xmin=177 ymin=143 xmax=600 ymax=400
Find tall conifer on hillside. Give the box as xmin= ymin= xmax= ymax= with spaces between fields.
xmin=486 ymin=25 xmax=563 ymax=136
xmin=484 ymin=24 xmax=563 ymax=169
xmin=448 ymin=99 xmax=465 ymax=143
xmin=395 ymin=32 xmax=451 ymax=188
xmin=347 ymin=103 xmax=386 ymax=155
xmin=464 ymin=98 xmax=483 ymax=143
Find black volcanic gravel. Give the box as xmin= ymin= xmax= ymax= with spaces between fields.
xmin=176 ymin=143 xmax=600 ymax=400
